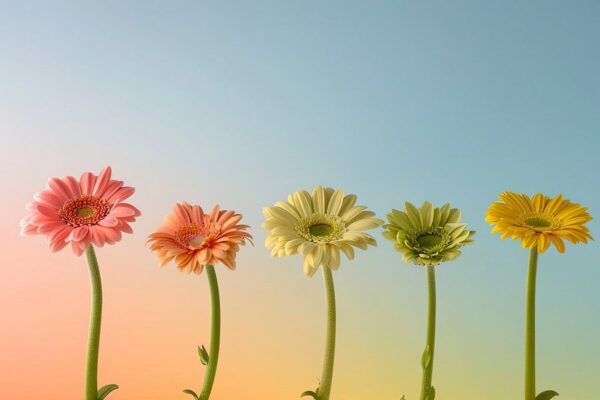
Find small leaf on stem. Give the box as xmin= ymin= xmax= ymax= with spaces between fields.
xmin=97 ymin=384 xmax=119 ymax=400
xmin=301 ymin=390 xmax=320 ymax=399
xmin=183 ymin=389 xmax=200 ymax=400
xmin=421 ymin=345 xmax=432 ymax=369
xmin=536 ymin=390 xmax=559 ymax=400
xmin=198 ymin=345 xmax=209 ymax=366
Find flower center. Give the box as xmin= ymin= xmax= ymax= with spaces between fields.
xmin=308 ymin=223 xmax=334 ymax=237
xmin=524 ymin=216 xmax=552 ymax=228
xmin=60 ymin=195 xmax=111 ymax=227
xmin=175 ymin=223 xmax=219 ymax=250
xmin=296 ymin=213 xmax=345 ymax=243
xmin=416 ymin=234 xmax=443 ymax=249
xmin=76 ymin=206 xmax=95 ymax=218
xmin=405 ymin=228 xmax=450 ymax=258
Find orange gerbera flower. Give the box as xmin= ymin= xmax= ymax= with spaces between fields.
xmin=147 ymin=202 xmax=252 ymax=273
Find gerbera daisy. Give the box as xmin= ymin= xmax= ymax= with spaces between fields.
xmin=486 ymin=192 xmax=592 ymax=400
xmin=263 ymin=186 xmax=382 ymax=400
xmin=383 ymin=201 xmax=475 ymax=266
xmin=262 ymin=186 xmax=383 ymax=277
xmin=20 ymin=166 xmax=140 ymax=255
xmin=486 ymin=192 xmax=592 ymax=253
xmin=383 ymin=201 xmax=473 ymax=400
xmin=147 ymin=202 xmax=252 ymax=274
xmin=21 ymin=166 xmax=138 ymax=400
xmin=148 ymin=202 xmax=252 ymax=400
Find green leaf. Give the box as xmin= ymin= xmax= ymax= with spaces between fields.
xmin=97 ymin=384 xmax=119 ymax=400
xmin=421 ymin=345 xmax=432 ymax=369
xmin=300 ymin=390 xmax=320 ymax=399
xmin=183 ymin=389 xmax=199 ymax=400
xmin=198 ymin=345 xmax=209 ymax=366
xmin=536 ymin=390 xmax=559 ymax=400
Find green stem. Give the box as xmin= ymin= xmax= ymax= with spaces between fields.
xmin=419 ymin=265 xmax=436 ymax=400
xmin=525 ymin=248 xmax=539 ymax=400
xmin=85 ymin=245 xmax=102 ymax=400
xmin=199 ymin=265 xmax=221 ymax=400
xmin=319 ymin=266 xmax=337 ymax=400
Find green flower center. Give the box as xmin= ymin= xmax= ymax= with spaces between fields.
xmin=309 ymin=223 xmax=334 ymax=237
xmin=76 ymin=206 xmax=96 ymax=218
xmin=524 ymin=217 xmax=552 ymax=228
xmin=416 ymin=234 xmax=443 ymax=248
xmin=296 ymin=213 xmax=345 ymax=243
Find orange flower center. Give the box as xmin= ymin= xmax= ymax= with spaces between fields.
xmin=60 ymin=195 xmax=111 ymax=227
xmin=176 ymin=223 xmax=220 ymax=250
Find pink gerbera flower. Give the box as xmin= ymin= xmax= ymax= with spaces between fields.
xmin=147 ymin=202 xmax=252 ymax=273
xmin=21 ymin=166 xmax=141 ymax=255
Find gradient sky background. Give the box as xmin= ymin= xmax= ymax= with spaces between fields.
xmin=1 ymin=1 xmax=599 ymax=399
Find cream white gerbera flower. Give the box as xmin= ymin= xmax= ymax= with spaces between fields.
xmin=262 ymin=186 xmax=383 ymax=277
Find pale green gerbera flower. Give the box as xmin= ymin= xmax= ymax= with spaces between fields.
xmin=383 ymin=201 xmax=474 ymax=266
xmin=383 ymin=201 xmax=474 ymax=400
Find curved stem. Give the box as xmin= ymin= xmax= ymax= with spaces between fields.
xmin=419 ymin=265 xmax=436 ymax=400
xmin=319 ymin=266 xmax=336 ymax=400
xmin=199 ymin=265 xmax=221 ymax=400
xmin=85 ymin=245 xmax=103 ymax=400
xmin=525 ymin=248 xmax=538 ymax=400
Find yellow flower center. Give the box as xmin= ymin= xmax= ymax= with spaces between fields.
xmin=524 ymin=216 xmax=552 ymax=228
xmin=520 ymin=213 xmax=558 ymax=231
xmin=296 ymin=213 xmax=345 ymax=243
xmin=417 ymin=234 xmax=443 ymax=248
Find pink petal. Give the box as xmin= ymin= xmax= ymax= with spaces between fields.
xmin=33 ymin=190 xmax=64 ymax=208
xmin=64 ymin=176 xmax=81 ymax=197
xmin=98 ymin=226 xmax=121 ymax=244
xmin=50 ymin=238 xmax=69 ymax=252
xmin=35 ymin=203 xmax=60 ymax=218
xmin=48 ymin=177 xmax=73 ymax=200
xmin=49 ymin=225 xmax=72 ymax=243
xmin=20 ymin=224 xmax=38 ymax=236
xmin=80 ymin=172 xmax=97 ymax=195
xmin=88 ymin=226 xmax=106 ymax=247
xmin=119 ymin=222 xmax=133 ymax=234
xmin=107 ymin=186 xmax=135 ymax=203
xmin=100 ymin=180 xmax=124 ymax=202
xmin=69 ymin=226 xmax=89 ymax=242
xmin=99 ymin=215 xmax=119 ymax=227
xmin=30 ymin=214 xmax=59 ymax=225
xmin=71 ymin=241 xmax=86 ymax=256
xmin=41 ymin=223 xmax=70 ymax=237
xmin=110 ymin=204 xmax=138 ymax=217
xmin=94 ymin=166 xmax=112 ymax=197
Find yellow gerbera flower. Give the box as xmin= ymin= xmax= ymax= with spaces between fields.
xmin=262 ymin=186 xmax=383 ymax=277
xmin=486 ymin=192 xmax=593 ymax=253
